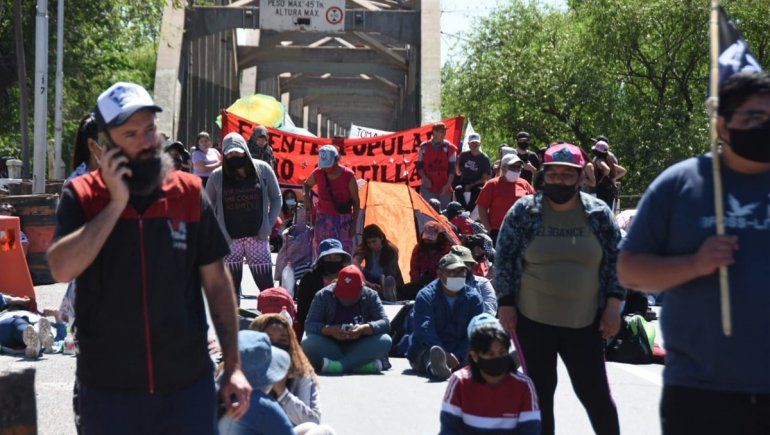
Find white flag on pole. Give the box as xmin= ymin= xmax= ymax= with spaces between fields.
xmin=462 ymin=121 xmax=476 ymax=152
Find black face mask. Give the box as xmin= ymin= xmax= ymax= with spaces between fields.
xmin=473 ymin=253 xmax=486 ymax=262
xmin=476 ymin=355 xmax=510 ymax=377
xmin=127 ymin=155 xmax=162 ymax=195
xmin=728 ymin=119 xmax=770 ymax=163
xmin=172 ymin=156 xmax=183 ymax=170
xmin=320 ymin=260 xmax=344 ymax=276
xmin=518 ymin=142 xmax=530 ymax=150
xmin=226 ymin=156 xmax=249 ymax=170
xmin=542 ymin=182 xmax=579 ymax=204
xmin=593 ymin=151 xmax=608 ymax=159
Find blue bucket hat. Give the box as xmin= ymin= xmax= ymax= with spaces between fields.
xmin=315 ymin=238 xmax=351 ymax=265
xmin=467 ymin=313 xmax=504 ymax=338
xmin=239 ymin=330 xmax=291 ymax=389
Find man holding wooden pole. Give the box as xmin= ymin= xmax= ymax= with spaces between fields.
xmin=618 ymin=72 xmax=770 ymax=434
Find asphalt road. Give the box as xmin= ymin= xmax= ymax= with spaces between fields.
xmin=1 ymin=267 xmax=665 ymax=434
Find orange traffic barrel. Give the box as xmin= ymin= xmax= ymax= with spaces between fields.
xmin=1 ymin=194 xmax=59 ymax=285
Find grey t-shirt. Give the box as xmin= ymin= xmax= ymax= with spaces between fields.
xmin=518 ymin=202 xmax=602 ymax=328
xmin=621 ymin=154 xmax=770 ymax=394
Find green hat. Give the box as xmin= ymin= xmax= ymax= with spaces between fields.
xmin=450 ymin=245 xmax=477 ymax=266
xmin=439 ymin=253 xmax=468 ymax=271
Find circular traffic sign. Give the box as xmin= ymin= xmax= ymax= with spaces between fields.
xmin=326 ymin=6 xmax=344 ymax=25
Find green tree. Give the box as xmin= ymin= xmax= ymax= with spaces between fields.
xmin=0 ymin=0 xmax=165 ymax=172
xmin=442 ymin=0 xmax=770 ymax=196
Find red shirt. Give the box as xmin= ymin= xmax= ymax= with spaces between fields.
xmin=420 ymin=141 xmax=457 ymax=193
xmin=313 ymin=167 xmax=355 ymax=215
xmin=476 ymin=177 xmax=535 ymax=230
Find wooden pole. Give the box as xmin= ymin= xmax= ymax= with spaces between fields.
xmin=708 ymin=0 xmax=732 ymax=336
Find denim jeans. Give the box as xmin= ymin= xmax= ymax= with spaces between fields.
xmin=301 ymin=333 xmax=392 ymax=372
xmin=0 ymin=317 xmax=30 ymax=348
xmin=79 ymin=375 xmax=217 ymax=435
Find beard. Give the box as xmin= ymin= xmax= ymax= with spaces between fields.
xmin=127 ymin=147 xmax=173 ymax=196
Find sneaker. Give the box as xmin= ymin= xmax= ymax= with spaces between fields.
xmin=382 ymin=276 xmax=397 ymax=302
xmin=428 ymin=346 xmax=451 ymax=380
xmin=321 ymin=358 xmax=343 ymax=375
xmin=36 ymin=318 xmax=55 ymax=353
xmin=22 ymin=325 xmax=41 ymax=359
xmin=352 ymin=359 xmax=383 ymax=374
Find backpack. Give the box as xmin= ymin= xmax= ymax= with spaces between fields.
xmin=389 ymin=302 xmax=415 ymax=357
xmin=605 ymin=314 xmax=656 ymax=365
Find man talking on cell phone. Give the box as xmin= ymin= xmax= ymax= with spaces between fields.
xmin=47 ymin=82 xmax=251 ymax=434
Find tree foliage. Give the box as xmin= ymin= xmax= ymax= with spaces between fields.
xmin=0 ymin=0 xmax=165 ymax=170
xmin=441 ymin=0 xmax=770 ymax=195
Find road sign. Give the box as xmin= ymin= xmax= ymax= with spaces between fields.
xmin=260 ymin=0 xmax=346 ymax=32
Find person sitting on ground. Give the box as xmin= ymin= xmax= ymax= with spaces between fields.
xmin=0 ymin=294 xmax=63 ymax=359
xmin=353 ymin=224 xmax=403 ymax=302
xmin=450 ymin=245 xmax=497 ymax=316
xmin=0 ymin=204 xmax=28 ymax=256
xmin=428 ymin=198 xmax=443 ymax=214
xmin=164 ymin=141 xmax=192 ymax=172
xmin=251 ymin=314 xmax=334 ymax=432
xmin=301 ymin=266 xmax=392 ymax=375
xmin=444 ymin=201 xmax=475 ymax=238
xmin=440 ymin=317 xmax=541 ymax=435
xmin=462 ymin=234 xmax=495 ymax=280
xmin=408 ymin=221 xmax=452 ymax=290
xmin=406 ymin=254 xmax=484 ymax=381
xmin=295 ymin=239 xmax=352 ymax=339
xmin=219 ymin=330 xmax=294 ymax=435
xmin=477 ymin=154 xmax=536 ymax=242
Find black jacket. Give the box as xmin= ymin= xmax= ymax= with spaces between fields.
xmin=56 ymin=170 xmax=229 ymax=393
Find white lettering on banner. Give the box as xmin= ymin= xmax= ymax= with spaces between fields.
xmin=260 ymin=0 xmax=344 ymax=32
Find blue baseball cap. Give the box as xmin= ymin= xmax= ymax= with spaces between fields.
xmin=467 ymin=313 xmax=504 ymax=338
xmin=318 ymin=145 xmax=339 ymax=168
xmin=238 ymin=330 xmax=290 ymax=389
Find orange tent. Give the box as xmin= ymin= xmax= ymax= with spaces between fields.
xmin=357 ymin=181 xmax=460 ymax=281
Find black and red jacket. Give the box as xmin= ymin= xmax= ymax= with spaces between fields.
xmin=56 ymin=170 xmax=229 ymax=393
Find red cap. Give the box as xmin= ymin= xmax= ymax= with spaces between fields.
xmin=334 ymin=266 xmax=365 ymax=302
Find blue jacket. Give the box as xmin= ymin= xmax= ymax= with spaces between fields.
xmin=407 ymin=280 xmax=484 ymax=364
xmin=304 ymin=285 xmax=390 ymax=336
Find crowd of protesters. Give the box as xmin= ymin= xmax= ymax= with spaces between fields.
xmin=16 ymin=70 xmax=767 ymax=434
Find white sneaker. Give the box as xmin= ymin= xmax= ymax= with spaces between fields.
xmin=36 ymin=318 xmax=55 ymax=353
xmin=23 ymin=325 xmax=41 ymax=359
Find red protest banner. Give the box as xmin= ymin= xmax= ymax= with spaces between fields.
xmin=221 ymin=110 xmax=465 ymax=187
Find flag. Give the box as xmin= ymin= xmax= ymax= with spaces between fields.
xmin=462 ymin=120 xmax=476 ymax=153
xmin=718 ymin=6 xmax=763 ymax=84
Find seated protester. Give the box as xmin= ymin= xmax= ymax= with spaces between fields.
xmin=450 ymin=245 xmax=497 ymax=316
xmin=407 ymin=254 xmax=484 ymax=381
xmin=353 ymin=224 xmax=404 ymax=302
xmin=0 ymin=294 xmax=62 ymax=358
xmin=301 ymin=266 xmax=392 ymax=375
xmin=257 ymin=287 xmax=298 ymax=329
xmin=408 ymin=221 xmax=452 ymax=289
xmin=274 ymin=205 xmax=314 ymax=289
xmin=0 ymin=204 xmax=29 ymax=256
xmin=463 ymin=234 xmax=495 ymax=279
xmin=444 ymin=201 xmax=475 ymax=238
xmin=251 ymin=314 xmax=332 ymax=431
xmin=219 ymin=331 xmax=294 ymax=435
xmin=295 ymin=239 xmax=351 ymax=339
xmin=440 ymin=318 xmax=541 ymax=435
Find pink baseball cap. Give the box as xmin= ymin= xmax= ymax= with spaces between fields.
xmin=543 ymin=144 xmax=586 ymax=168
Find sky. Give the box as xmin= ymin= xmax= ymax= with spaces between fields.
xmin=440 ymin=0 xmax=567 ymax=66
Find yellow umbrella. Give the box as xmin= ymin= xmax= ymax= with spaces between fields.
xmin=216 ymin=94 xmax=285 ymax=127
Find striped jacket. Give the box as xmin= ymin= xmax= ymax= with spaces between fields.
xmin=440 ymin=366 xmax=541 ymax=434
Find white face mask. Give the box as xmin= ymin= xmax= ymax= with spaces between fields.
xmin=459 ymin=211 xmax=471 ymax=219
xmin=285 ymin=199 xmax=297 ymax=206
xmin=443 ymin=277 xmax=466 ymax=293
xmin=504 ymin=170 xmax=521 ymax=182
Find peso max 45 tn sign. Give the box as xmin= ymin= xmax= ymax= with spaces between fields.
xmin=260 ymin=0 xmax=345 ymax=32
